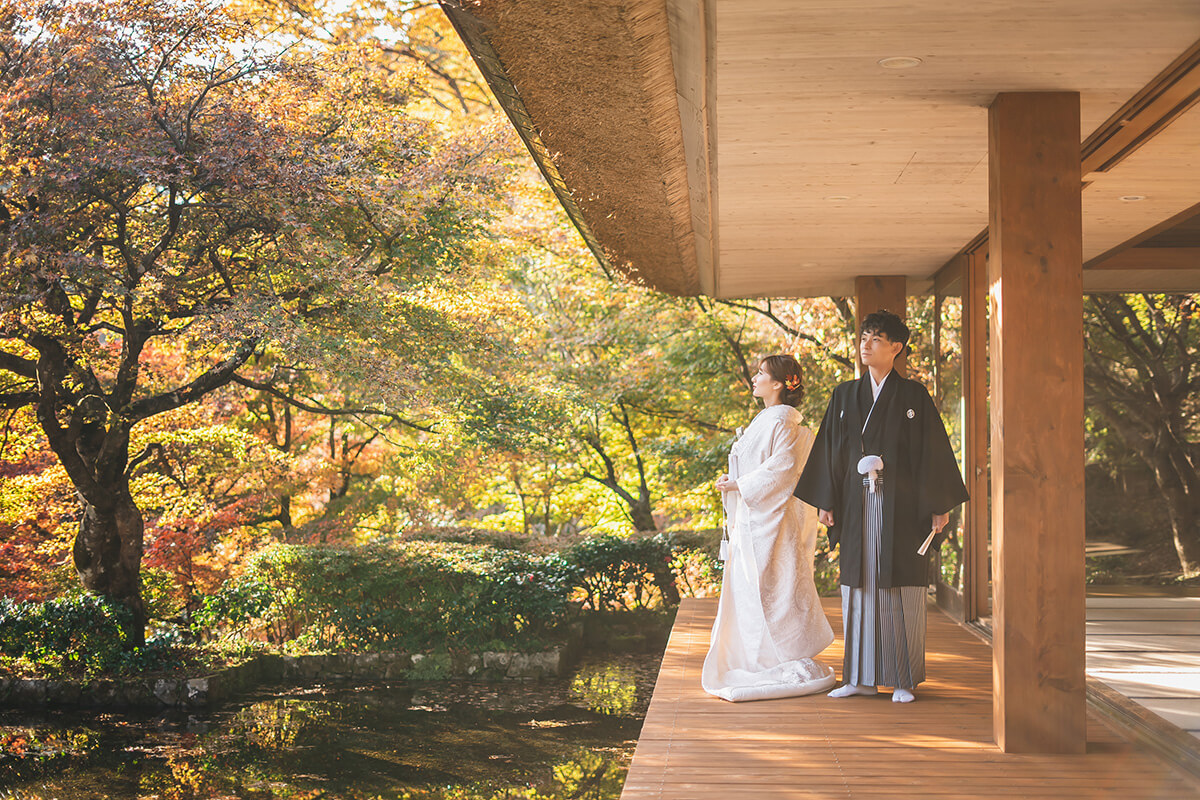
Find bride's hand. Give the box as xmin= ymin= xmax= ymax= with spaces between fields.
xmin=715 ymin=474 xmax=737 ymax=492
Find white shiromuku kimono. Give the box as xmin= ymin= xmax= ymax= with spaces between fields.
xmin=701 ymin=403 xmax=837 ymax=702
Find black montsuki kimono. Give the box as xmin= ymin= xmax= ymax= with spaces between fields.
xmin=794 ymin=372 xmax=969 ymax=588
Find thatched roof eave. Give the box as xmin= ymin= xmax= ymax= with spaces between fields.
xmin=441 ymin=0 xmax=701 ymax=296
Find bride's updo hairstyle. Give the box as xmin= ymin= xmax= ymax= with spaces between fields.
xmin=759 ymin=354 xmax=804 ymax=407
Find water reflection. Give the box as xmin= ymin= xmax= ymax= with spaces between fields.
xmin=0 ymin=725 xmax=100 ymax=783
xmin=393 ymin=749 xmax=627 ymax=799
xmin=0 ymin=654 xmax=657 ymax=800
xmin=569 ymin=662 xmax=638 ymax=716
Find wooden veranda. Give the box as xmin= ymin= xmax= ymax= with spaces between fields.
xmin=620 ymin=599 xmax=1199 ymax=799
xmin=442 ymin=0 xmax=1200 ymax=758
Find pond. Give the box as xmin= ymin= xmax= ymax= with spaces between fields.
xmin=0 ymin=652 xmax=662 ymax=800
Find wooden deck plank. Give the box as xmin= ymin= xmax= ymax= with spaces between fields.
xmin=1082 ymin=597 xmax=1200 ymax=607
xmin=1090 ymin=672 xmax=1200 ymax=698
xmin=1088 ymin=621 xmax=1200 ymax=634
xmin=620 ymin=598 xmax=1199 ymax=799
xmin=1089 ymin=652 xmax=1200 ymax=670
xmin=1086 ymin=608 xmax=1200 ymax=621
xmin=1084 ymin=594 xmax=1200 ymax=751
xmin=1087 ymin=635 xmax=1200 ymax=652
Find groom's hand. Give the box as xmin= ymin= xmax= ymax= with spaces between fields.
xmin=818 ymin=509 xmax=835 ymax=527
xmin=931 ymin=512 xmax=949 ymax=534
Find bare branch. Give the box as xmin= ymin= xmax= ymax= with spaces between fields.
xmin=695 ymin=299 xmax=753 ymax=391
xmin=0 ymin=407 xmax=23 ymax=458
xmin=231 ymin=374 xmax=434 ymax=432
xmin=621 ymin=401 xmax=732 ymax=434
xmin=125 ymin=337 xmax=259 ymax=420
xmin=0 ymin=350 xmax=37 ymax=379
xmin=0 ymin=391 xmax=37 ymax=409
xmin=713 ymin=298 xmax=855 ymax=368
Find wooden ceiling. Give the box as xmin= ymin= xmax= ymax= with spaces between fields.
xmin=705 ymin=0 xmax=1200 ymax=297
xmin=445 ymin=0 xmax=1200 ymax=297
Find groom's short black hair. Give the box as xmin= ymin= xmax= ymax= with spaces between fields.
xmin=861 ymin=309 xmax=910 ymax=349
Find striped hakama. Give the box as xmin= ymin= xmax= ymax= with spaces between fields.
xmin=839 ymin=474 xmax=926 ymax=689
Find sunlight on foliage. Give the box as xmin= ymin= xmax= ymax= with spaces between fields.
xmin=570 ymin=662 xmax=638 ymax=716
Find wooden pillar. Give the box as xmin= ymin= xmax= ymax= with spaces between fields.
xmin=988 ymin=92 xmax=1086 ymax=754
xmin=932 ymin=290 xmax=943 ymax=403
xmin=854 ymin=276 xmax=907 ymax=377
xmin=962 ymin=246 xmax=990 ymax=622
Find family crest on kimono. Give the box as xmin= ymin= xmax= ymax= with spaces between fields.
xmin=701 ymin=354 xmax=836 ymax=702
xmin=795 ymin=309 xmax=969 ymax=703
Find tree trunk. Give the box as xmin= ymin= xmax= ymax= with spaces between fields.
xmin=1166 ymin=503 xmax=1200 ymax=580
xmin=1082 ymin=294 xmax=1200 ymax=581
xmin=72 ymin=486 xmax=147 ymax=646
xmin=512 ymin=472 xmax=531 ymax=535
xmin=279 ymin=496 xmax=293 ymax=542
xmin=651 ymin=563 xmax=680 ymax=606
xmin=1151 ymin=450 xmax=1200 ymax=578
xmin=629 ymin=498 xmax=657 ymax=533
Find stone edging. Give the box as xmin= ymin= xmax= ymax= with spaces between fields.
xmin=0 ymin=640 xmax=579 ymax=711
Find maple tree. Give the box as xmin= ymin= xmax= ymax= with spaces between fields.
xmin=0 ymin=0 xmax=515 ymax=643
xmin=0 ymin=0 xmax=1001 ymax=655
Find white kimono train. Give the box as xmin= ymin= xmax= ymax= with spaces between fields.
xmin=701 ymin=404 xmax=836 ymax=702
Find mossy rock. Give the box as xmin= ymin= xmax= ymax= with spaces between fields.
xmin=407 ymin=652 xmax=452 ymax=681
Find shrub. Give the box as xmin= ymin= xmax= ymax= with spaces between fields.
xmin=561 ymin=533 xmax=680 ymax=611
xmin=0 ymin=595 xmax=185 ymax=678
xmin=141 ymin=566 xmax=183 ymax=620
xmin=196 ymin=542 xmax=581 ymax=652
xmin=194 ymin=533 xmax=720 ymax=654
xmin=670 ymin=547 xmax=723 ymax=598
xmin=814 ymin=531 xmax=840 ymax=596
xmin=0 ymin=595 xmax=127 ymax=676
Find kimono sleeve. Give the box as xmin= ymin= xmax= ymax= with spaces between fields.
xmin=793 ymin=394 xmax=840 ymax=514
xmin=913 ymin=386 xmax=970 ymax=542
xmin=736 ymin=419 xmax=805 ymax=510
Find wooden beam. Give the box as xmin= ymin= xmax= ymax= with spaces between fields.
xmin=989 ymin=92 xmax=1086 ymax=755
xmin=1081 ymin=37 xmax=1200 ymax=175
xmin=961 ymin=245 xmax=990 ymax=623
xmin=1084 ymin=269 xmax=1200 ymax=293
xmin=1083 ymin=201 xmax=1200 ymax=270
xmin=853 ymin=276 xmax=907 ymax=378
xmin=939 ymin=39 xmax=1200 ymax=294
xmin=1087 ymin=246 xmax=1200 ymax=271
xmin=932 ymin=290 xmax=943 ymax=404
xmin=666 ymin=0 xmax=717 ymax=295
xmin=934 ymin=252 xmax=967 ymax=296
xmin=935 ymin=228 xmax=989 ymax=296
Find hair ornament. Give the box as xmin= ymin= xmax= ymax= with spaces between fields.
xmin=784 ymin=374 xmax=801 ymax=391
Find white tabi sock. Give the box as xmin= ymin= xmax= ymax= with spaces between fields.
xmin=828 ymin=683 xmax=877 ymax=698
xmin=892 ymin=688 xmax=916 ymax=703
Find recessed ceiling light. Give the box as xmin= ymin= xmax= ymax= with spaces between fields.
xmin=1119 ymin=195 xmax=1146 ymax=202
xmin=824 ymin=195 xmax=852 ymax=201
xmin=878 ymin=56 xmax=923 ymax=70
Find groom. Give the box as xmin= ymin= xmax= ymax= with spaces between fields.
xmin=794 ymin=309 xmax=968 ymax=703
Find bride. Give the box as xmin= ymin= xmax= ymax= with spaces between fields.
xmin=701 ymin=354 xmax=836 ymax=702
